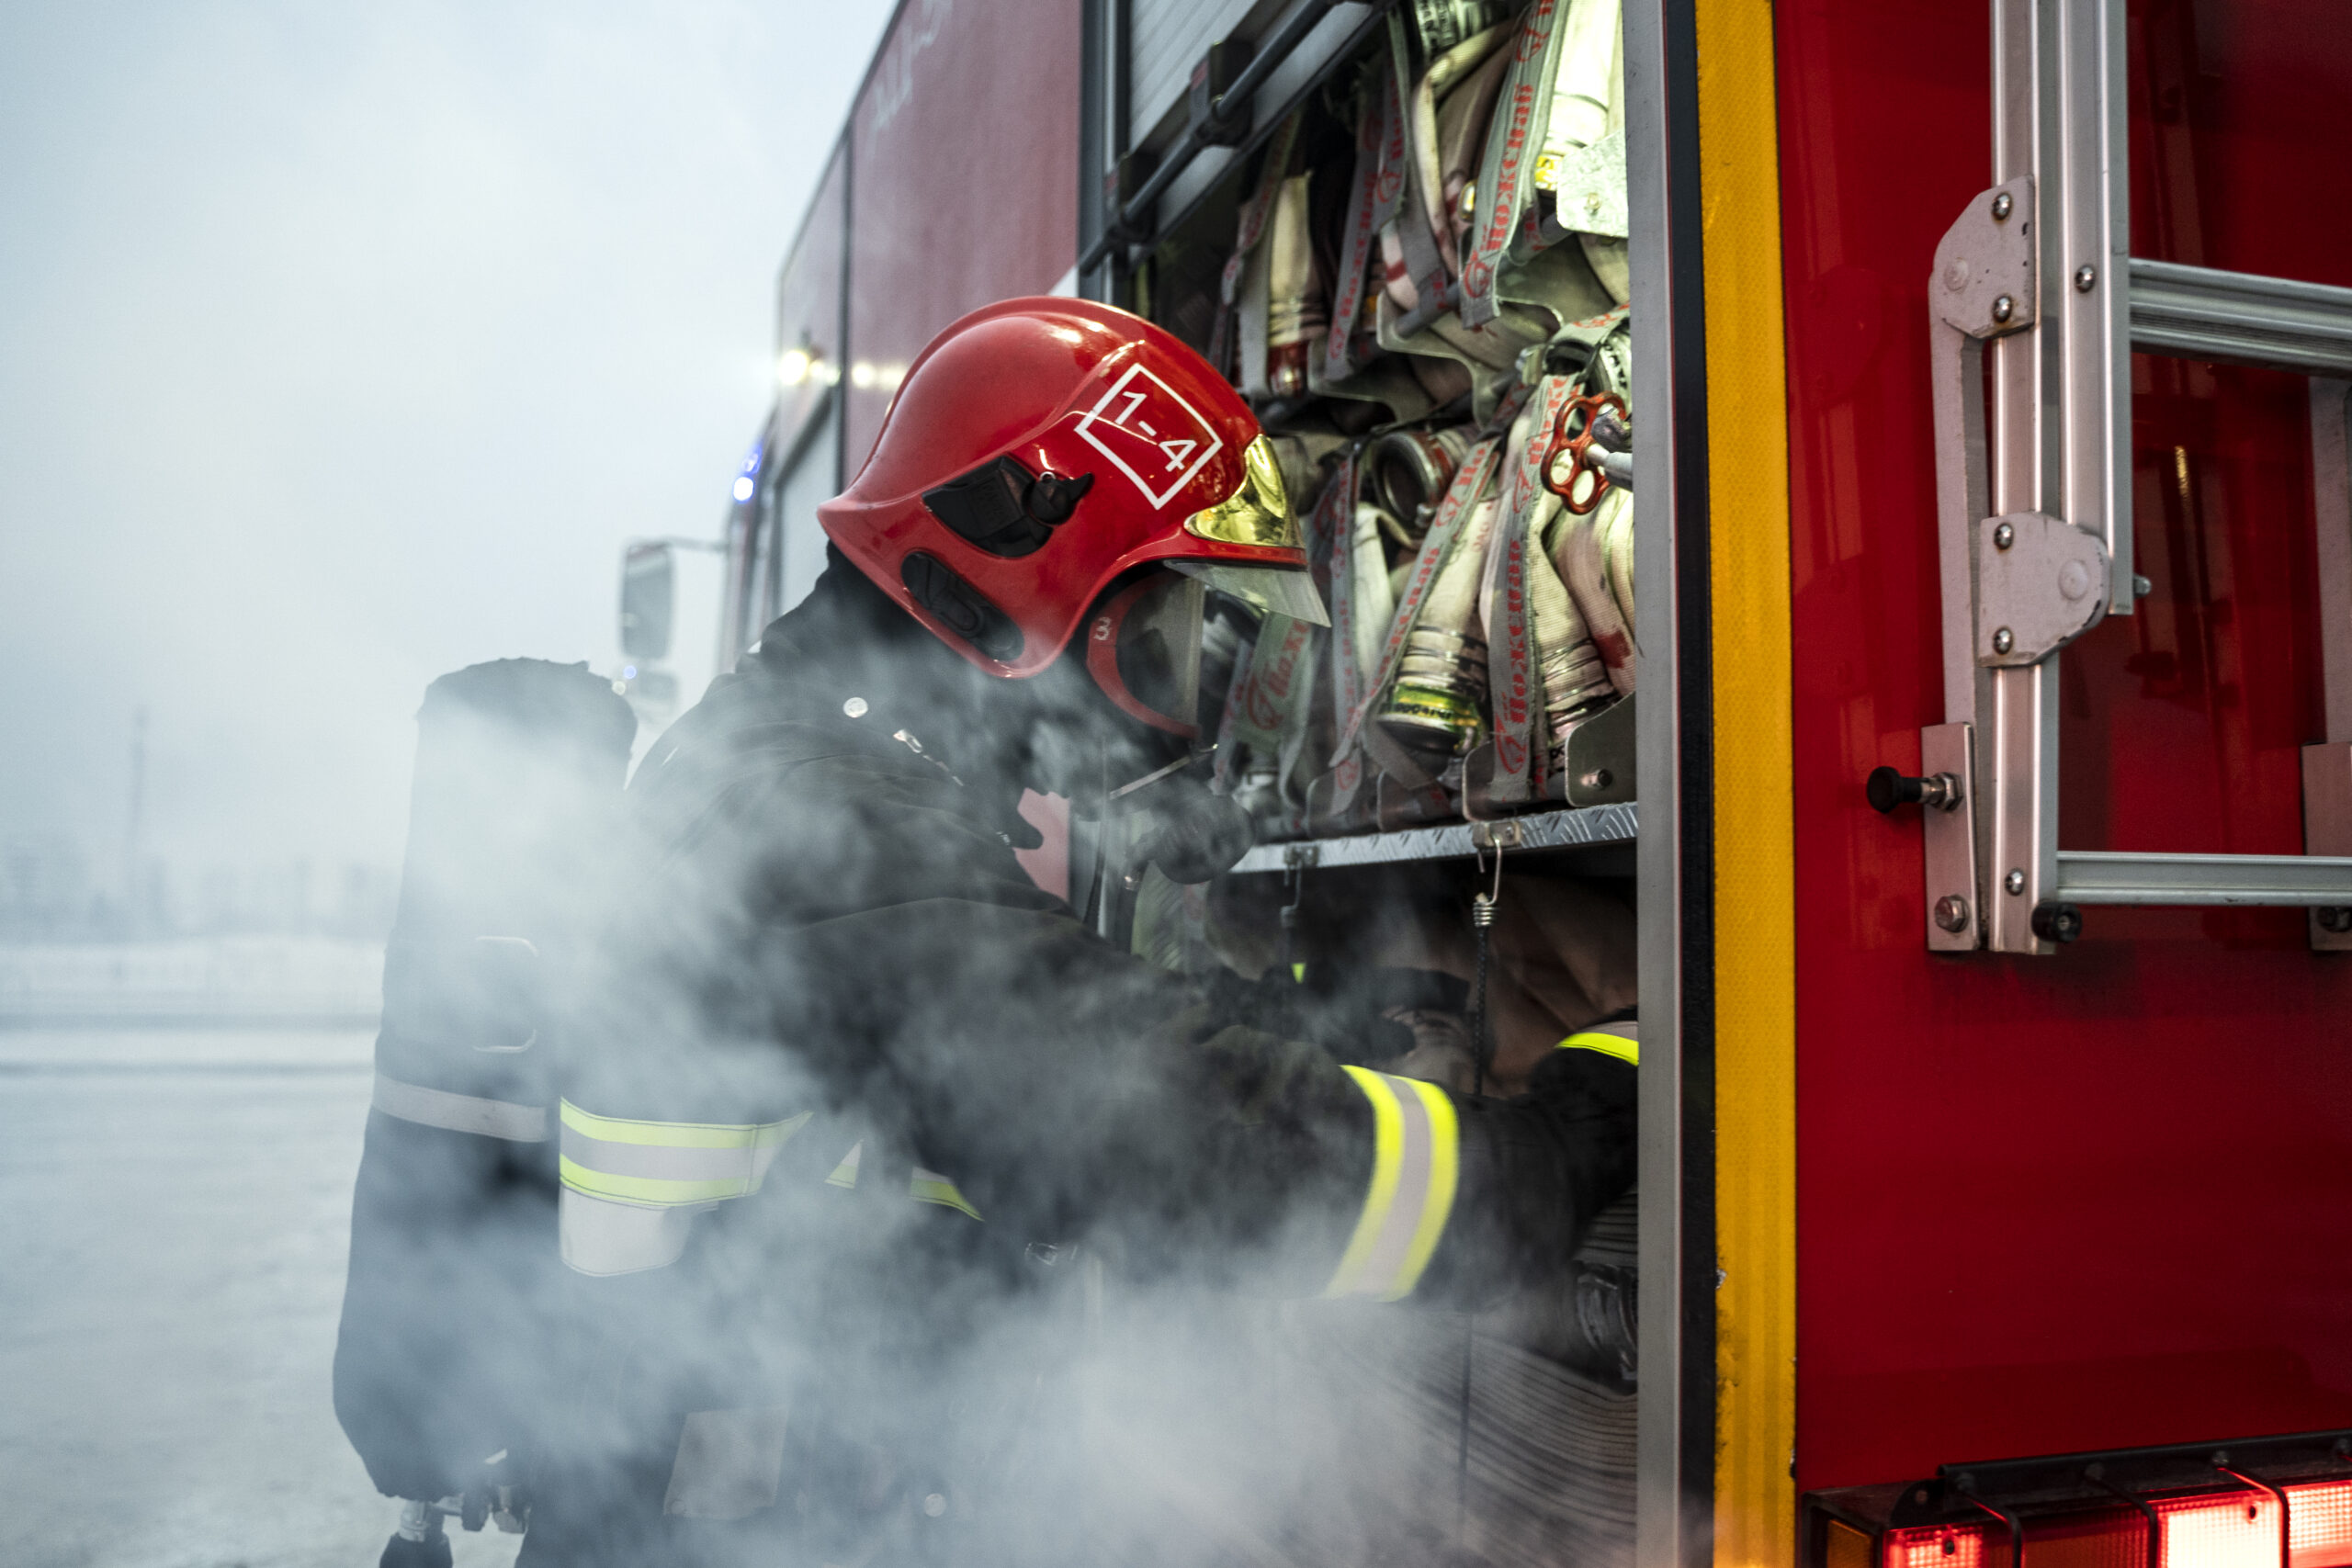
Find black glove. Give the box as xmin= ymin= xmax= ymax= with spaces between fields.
xmin=379 ymin=1517 xmax=453 ymax=1568
xmin=1194 ymin=967 xmax=1417 ymax=1062
xmin=1126 ymin=775 xmax=1254 ymax=885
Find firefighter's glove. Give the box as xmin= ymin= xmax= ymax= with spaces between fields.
xmin=1194 ymin=968 xmax=1415 ymax=1062
xmin=1124 ymin=775 xmax=1253 ymax=885
xmin=1430 ymin=1046 xmax=1636 ymax=1306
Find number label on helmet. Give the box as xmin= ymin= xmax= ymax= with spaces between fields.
xmin=1073 ymin=364 xmax=1225 ymax=510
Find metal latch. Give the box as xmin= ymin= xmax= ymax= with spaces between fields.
xmin=1470 ymin=820 xmax=1524 ymax=852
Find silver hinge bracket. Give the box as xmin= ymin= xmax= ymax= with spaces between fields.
xmin=1934 ymin=177 xmax=2037 ymax=342
xmin=1921 ymin=722 xmax=1982 ymax=952
xmin=1976 ymin=511 xmax=2109 ymax=666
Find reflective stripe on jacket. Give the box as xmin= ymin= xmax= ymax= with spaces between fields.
xmin=1322 ymin=1067 xmax=1460 ymax=1302
xmin=556 ymin=1100 xmax=808 ymax=1277
xmin=370 ymin=1071 xmax=549 ymax=1143
xmin=1558 ymin=1019 xmax=1637 ymax=1066
xmin=556 ymin=1102 xmax=984 ymax=1275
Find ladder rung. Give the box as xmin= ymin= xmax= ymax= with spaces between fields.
xmin=2055 ymin=849 xmax=2352 ymax=907
xmin=2129 ymin=257 xmax=2352 ymax=379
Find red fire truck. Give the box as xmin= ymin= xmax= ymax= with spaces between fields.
xmin=620 ymin=0 xmax=2352 ymax=1563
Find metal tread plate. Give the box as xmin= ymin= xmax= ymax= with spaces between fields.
xmin=1228 ymin=802 xmax=1640 ymax=874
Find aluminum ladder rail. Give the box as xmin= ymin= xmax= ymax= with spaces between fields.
xmin=1913 ymin=0 xmax=2352 ymax=953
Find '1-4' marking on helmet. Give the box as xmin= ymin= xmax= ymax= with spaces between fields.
xmin=1073 ymin=362 xmax=1226 ymax=509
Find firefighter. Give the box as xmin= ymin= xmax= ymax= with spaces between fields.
xmin=523 ymin=297 xmax=1635 ymax=1566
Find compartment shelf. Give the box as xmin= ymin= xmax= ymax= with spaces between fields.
xmin=1228 ymin=802 xmax=1640 ymax=874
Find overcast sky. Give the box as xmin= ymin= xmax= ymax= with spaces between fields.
xmin=0 ymin=0 xmax=893 ymax=889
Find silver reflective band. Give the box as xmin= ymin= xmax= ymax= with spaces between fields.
xmin=371 ymin=1072 xmax=548 ymax=1143
xmin=1323 ymin=1068 xmax=1460 ymax=1302
xmin=557 ymin=1101 xmax=808 ymax=1207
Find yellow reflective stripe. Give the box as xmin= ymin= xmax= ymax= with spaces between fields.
xmin=558 ymin=1156 xmax=757 ymax=1208
xmin=1327 ymin=1066 xmax=1405 ymax=1294
xmin=1323 ymin=1067 xmax=1458 ymax=1302
xmin=909 ymin=1168 xmax=981 ymax=1221
xmin=559 ymin=1099 xmax=802 ymax=1150
xmin=557 ymin=1100 xmax=809 ymax=1209
xmin=824 ymin=1141 xmax=863 ymax=1190
xmin=1559 ymin=1029 xmax=1639 ymax=1066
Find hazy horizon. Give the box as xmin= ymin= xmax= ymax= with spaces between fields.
xmin=0 ymin=0 xmax=894 ymax=921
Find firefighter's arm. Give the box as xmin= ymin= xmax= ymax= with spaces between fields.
xmin=785 ymin=900 xmax=1634 ymax=1306
xmin=1167 ymin=1004 xmax=1637 ymax=1306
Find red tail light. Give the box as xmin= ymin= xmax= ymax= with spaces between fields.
xmin=2157 ymin=1494 xmax=2282 ymax=1568
xmin=2287 ymin=1481 xmax=2352 ymax=1568
xmin=1806 ymin=1430 xmax=2352 ymax=1568
xmin=1886 ymin=1527 xmax=1990 ymax=1568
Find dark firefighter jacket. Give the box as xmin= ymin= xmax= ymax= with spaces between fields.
xmin=519 ymin=574 xmax=1635 ymax=1564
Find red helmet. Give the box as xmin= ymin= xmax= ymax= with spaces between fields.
xmin=819 ymin=297 xmax=1326 ymax=732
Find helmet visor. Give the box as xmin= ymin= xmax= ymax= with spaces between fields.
xmin=1085 ymin=571 xmax=1207 ymax=737
xmin=1169 ymin=560 xmax=1329 ymax=626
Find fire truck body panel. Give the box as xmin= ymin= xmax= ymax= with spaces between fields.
xmin=842 ymin=0 xmax=1081 ymax=472
xmin=1777 ymin=0 xmax=2352 ymax=1492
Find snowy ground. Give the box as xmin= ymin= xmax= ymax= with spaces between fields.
xmin=0 ymin=1027 xmax=521 ymax=1568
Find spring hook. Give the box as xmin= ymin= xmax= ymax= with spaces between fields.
xmin=1469 ymin=840 xmax=1505 ymax=1094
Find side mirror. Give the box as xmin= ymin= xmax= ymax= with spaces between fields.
xmin=619 ymin=542 xmax=675 ymax=661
